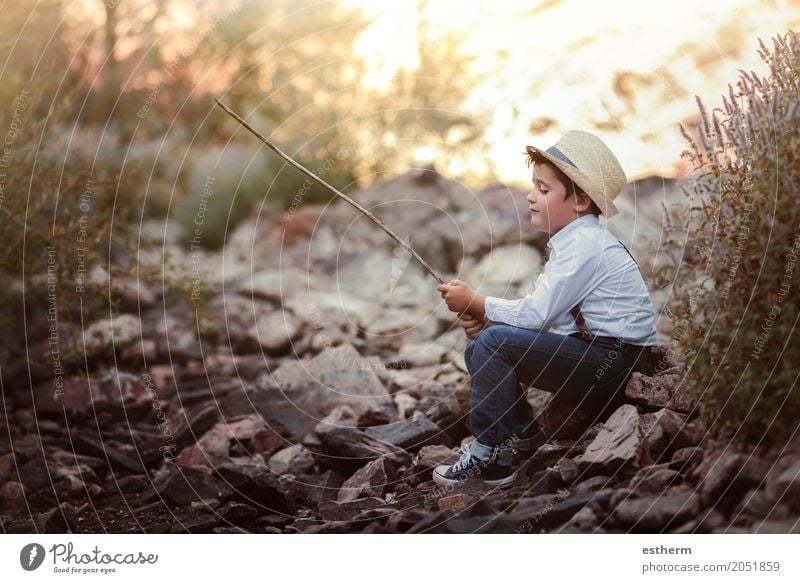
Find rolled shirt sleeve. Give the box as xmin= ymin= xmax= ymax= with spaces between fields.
xmin=483 ymin=238 xmax=603 ymax=331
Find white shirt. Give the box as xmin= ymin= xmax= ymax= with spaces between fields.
xmin=484 ymin=214 xmax=658 ymax=346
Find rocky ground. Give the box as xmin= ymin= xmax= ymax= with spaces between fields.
xmin=2 ymin=168 xmax=799 ymax=533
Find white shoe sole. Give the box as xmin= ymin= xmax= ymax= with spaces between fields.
xmin=432 ymin=464 xmax=518 ymax=488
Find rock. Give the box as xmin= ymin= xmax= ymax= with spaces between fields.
xmin=413 ymin=394 xmax=463 ymax=424
xmin=246 ymin=311 xmax=303 ymax=354
xmin=323 ymin=170 xmax=476 ymax=276
xmin=176 ymin=428 xmax=232 ymax=473
xmin=7 ymin=504 xmax=74 ymax=533
xmin=670 ymin=447 xmax=704 ymax=473
xmin=434 ymin=207 xmax=537 ymax=279
xmin=387 ymin=342 xmax=449 ymax=368
xmin=393 ymin=394 xmax=418 ymax=419
xmin=281 ymin=470 xmax=343 ymax=507
xmin=624 ymin=373 xmax=693 ymax=413
xmin=576 ymin=405 xmax=652 ymax=476
xmin=337 ymin=458 xmax=390 ymax=502
xmin=321 ymin=427 xmax=411 ymax=472
xmin=53 ymin=458 xmax=100 ymax=489
xmin=612 ymin=488 xmax=702 ymax=531
xmin=0 ymin=452 xmax=16 ymax=476
xmin=731 ymin=488 xmax=783 ymax=522
xmin=463 ymin=244 xmax=543 ymax=293
xmin=559 ymin=505 xmax=599 ymax=532
xmin=643 ymin=409 xmax=703 ymax=460
xmin=318 ymin=497 xmax=386 ymax=522
xmin=628 ymin=466 xmax=681 ymax=495
xmin=167 ymin=404 xmax=222 ymax=453
xmin=0 ymin=481 xmax=26 ymax=510
xmin=56 ymin=474 xmax=87 ymax=498
xmin=72 ymin=435 xmax=146 ymax=473
xmin=365 ymin=308 xmax=439 ymax=350
xmin=525 ymin=468 xmax=565 ymax=496
xmin=153 ymin=313 xmax=203 ymax=362
xmin=314 ymin=405 xmax=359 ymax=436
xmin=116 ymin=475 xmax=149 ymax=493
xmin=556 ymin=457 xmax=580 ymax=486
xmin=521 ymin=443 xmax=573 ymax=476
xmin=670 ymin=508 xmax=727 ymax=533
xmin=250 ymin=426 xmax=288 ymax=458
xmin=285 ymin=288 xmax=375 ymax=342
xmin=538 ymin=387 xmax=608 ymax=439
xmin=176 ymin=415 xmax=270 ymax=473
xmin=268 ymin=444 xmax=315 ymax=475
xmin=364 ymin=414 xmax=448 ymax=451
xmin=174 ymin=501 xmax=259 ymax=533
xmin=741 ymin=518 xmax=800 ymax=534
xmin=82 ymin=314 xmax=142 ymax=355
xmin=413 ymin=445 xmax=459 ymax=470
xmin=608 ymin=487 xmax=638 ymax=512
xmin=698 ymin=453 xmax=770 ymax=510
xmin=571 ymin=475 xmax=616 ymax=495
xmin=215 ymin=463 xmax=293 ymax=514
xmin=769 ymin=459 xmax=800 ymax=507
xmin=386 ymin=370 xmax=423 ymax=395
xmin=438 ymin=493 xmax=473 ymax=512
xmin=17 ymin=458 xmax=51 ymax=490
xmin=11 ymin=433 xmax=45 ymax=459
xmin=252 ymin=343 xmax=396 ymax=436
xmin=35 ymin=369 xmax=155 ymax=421
xmin=357 ymin=408 xmax=393 ymax=428
xmin=486 ymin=490 xmax=603 ymax=534
xmin=141 ymin=465 xmax=233 ymax=506
xmin=237 ymin=268 xmax=310 ymax=302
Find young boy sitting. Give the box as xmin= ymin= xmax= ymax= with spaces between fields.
xmin=434 ymin=130 xmax=658 ymax=488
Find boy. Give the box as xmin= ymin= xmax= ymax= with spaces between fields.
xmin=434 ymin=130 xmax=658 ymax=488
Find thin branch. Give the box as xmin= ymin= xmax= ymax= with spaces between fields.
xmin=214 ymin=97 xmax=445 ymax=285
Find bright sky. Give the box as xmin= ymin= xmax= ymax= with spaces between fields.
xmin=342 ymin=0 xmax=800 ymax=183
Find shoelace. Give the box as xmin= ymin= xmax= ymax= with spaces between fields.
xmin=451 ymin=442 xmax=476 ymax=472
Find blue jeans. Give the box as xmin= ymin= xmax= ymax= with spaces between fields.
xmin=464 ymin=324 xmax=646 ymax=464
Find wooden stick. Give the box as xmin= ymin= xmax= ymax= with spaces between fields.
xmin=213 ymin=98 xmax=446 ymax=285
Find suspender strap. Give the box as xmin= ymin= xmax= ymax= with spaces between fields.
xmin=569 ymin=239 xmax=638 ymax=341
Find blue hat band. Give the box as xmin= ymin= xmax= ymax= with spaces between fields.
xmin=545 ymin=146 xmax=578 ymax=169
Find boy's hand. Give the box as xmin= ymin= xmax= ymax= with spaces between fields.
xmin=458 ymin=313 xmax=489 ymax=340
xmin=436 ymin=279 xmax=485 ymax=319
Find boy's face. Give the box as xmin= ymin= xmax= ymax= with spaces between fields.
xmin=526 ymin=163 xmax=593 ymax=235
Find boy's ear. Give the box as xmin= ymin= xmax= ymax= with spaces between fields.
xmin=573 ymin=191 xmax=592 ymax=212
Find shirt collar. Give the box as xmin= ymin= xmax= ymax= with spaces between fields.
xmin=546 ymin=214 xmax=601 ymax=251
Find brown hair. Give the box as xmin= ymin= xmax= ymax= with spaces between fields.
xmin=524 ymin=148 xmax=602 ymax=217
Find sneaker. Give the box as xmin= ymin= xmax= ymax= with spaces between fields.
xmin=432 ymin=442 xmax=518 ymax=488
xmin=510 ymin=428 xmax=548 ymax=466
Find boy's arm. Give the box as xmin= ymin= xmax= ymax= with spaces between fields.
xmin=480 ymin=242 xmax=602 ymax=331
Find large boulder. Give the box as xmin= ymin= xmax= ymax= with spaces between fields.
xmin=252 ymin=343 xmax=396 ymax=437
xmin=576 ymin=405 xmax=652 ymax=476
xmin=461 ymin=244 xmax=543 ymax=295
xmin=624 ymin=372 xmax=694 ymax=413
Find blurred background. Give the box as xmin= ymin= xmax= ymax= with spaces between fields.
xmin=1 ymin=0 xmax=798 ymax=245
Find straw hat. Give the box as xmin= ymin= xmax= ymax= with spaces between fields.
xmin=526 ymin=130 xmax=627 ymax=218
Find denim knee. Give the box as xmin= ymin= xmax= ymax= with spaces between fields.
xmin=472 ymin=324 xmax=510 ymax=352
xmin=464 ymin=338 xmax=476 ymax=372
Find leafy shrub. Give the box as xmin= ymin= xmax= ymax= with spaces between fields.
xmin=667 ymin=30 xmax=799 ymax=449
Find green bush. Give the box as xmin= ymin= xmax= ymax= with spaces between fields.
xmin=666 ymin=30 xmax=800 ymax=449
xmin=174 ymin=141 xmax=357 ymax=250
